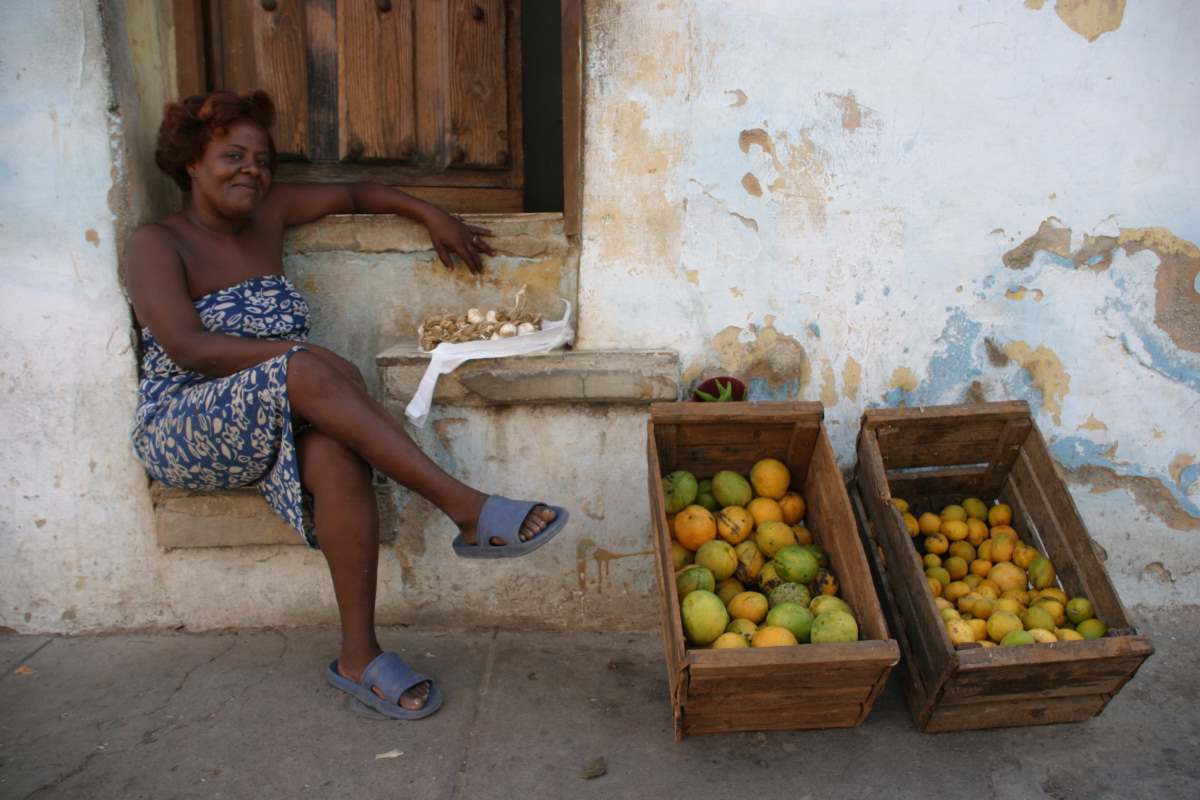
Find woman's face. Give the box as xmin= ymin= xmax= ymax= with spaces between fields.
xmin=188 ymin=120 xmax=272 ymax=217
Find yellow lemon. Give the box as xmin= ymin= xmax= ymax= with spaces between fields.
xmin=711 ymin=632 xmax=750 ymax=649
xmin=966 ymin=518 xmax=990 ymax=547
xmin=747 ymin=497 xmax=784 ymax=526
xmin=750 ymin=459 xmax=792 ymax=500
xmin=918 ymin=512 xmax=942 ymax=535
xmin=716 ymin=506 xmax=755 ymax=545
xmin=778 ymin=492 xmax=806 ymax=524
xmin=751 ymin=625 xmax=799 ymax=647
xmin=988 ymin=503 xmax=1013 ymax=527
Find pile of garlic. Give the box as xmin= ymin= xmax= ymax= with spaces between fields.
xmin=419 ymin=306 xmax=543 ymax=351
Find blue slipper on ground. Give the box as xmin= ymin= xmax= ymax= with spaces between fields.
xmin=451 ymin=495 xmax=570 ymax=559
xmin=326 ymin=652 xmax=443 ymax=721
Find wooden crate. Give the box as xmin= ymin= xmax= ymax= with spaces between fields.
xmin=647 ymin=402 xmax=899 ymax=738
xmin=853 ymin=401 xmax=1153 ymax=733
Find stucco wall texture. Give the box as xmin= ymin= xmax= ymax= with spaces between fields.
xmin=578 ymin=0 xmax=1199 ymax=607
xmin=1 ymin=1 xmax=1197 ymax=633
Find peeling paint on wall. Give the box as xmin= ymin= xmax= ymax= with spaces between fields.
xmin=1078 ymin=414 xmax=1108 ymax=431
xmin=842 ymin=356 xmax=862 ymax=402
xmin=819 ymin=362 xmax=838 ymax=407
xmin=1053 ymin=0 xmax=1126 ymax=43
xmin=1120 ymin=228 xmax=1200 ymax=353
xmin=740 ymin=172 xmax=762 ymax=197
xmin=692 ymin=317 xmax=810 ymax=397
xmin=1002 ymin=341 xmax=1071 ymax=424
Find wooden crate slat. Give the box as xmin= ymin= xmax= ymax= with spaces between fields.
xmin=976 ymin=417 xmax=1033 ymax=497
xmin=338 ymin=0 xmax=417 ymax=161
xmin=922 ymin=693 xmax=1109 ymax=733
xmin=944 ymin=655 xmax=1147 ymax=702
xmin=885 ymin=466 xmax=990 ymax=500
xmin=786 ymin=421 xmax=820 ymax=488
xmin=674 ymin=423 xmax=799 ymax=448
xmin=862 ymin=401 xmax=1030 ymax=429
xmin=682 ymin=702 xmax=864 ymax=734
xmin=857 ymin=429 xmax=958 ymax=697
xmin=684 ymin=682 xmax=875 ymax=706
xmin=687 ymin=640 xmax=897 ymax=676
xmin=808 ymin=426 xmax=891 ymax=643
xmin=649 ymin=401 xmax=824 ymax=426
xmin=1016 ymin=426 xmax=1133 ymax=627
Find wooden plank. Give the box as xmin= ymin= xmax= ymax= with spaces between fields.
xmin=208 ymin=0 xmax=309 ymax=157
xmin=273 ymin=160 xmax=516 ymax=186
xmin=674 ymin=423 xmax=798 ymax=448
xmin=687 ymin=640 xmax=897 ymax=675
xmin=879 ymin=433 xmax=1008 ymax=470
xmin=305 ymin=0 xmax=338 ymax=162
xmin=922 ymin=692 xmax=1110 ymax=733
xmin=560 ymin=0 xmax=582 ymax=235
xmin=171 ymin=0 xmax=206 ymax=97
xmin=855 ymin=428 xmax=956 ymax=706
xmin=447 ymin=0 xmax=510 ymax=168
xmin=1017 ymin=424 xmax=1133 ymax=627
xmin=338 ymin=0 xmax=417 ymax=161
xmin=685 ymin=684 xmax=874 ymax=707
xmin=886 ymin=467 xmax=990 ymax=505
xmin=683 ymin=702 xmax=864 ymax=734
xmin=786 ymin=421 xmax=819 ymax=489
xmin=504 ymin=0 xmax=524 ymax=191
xmin=414 ymin=0 xmax=449 ymax=169
xmin=862 ymin=401 xmax=1030 ymax=429
xmin=943 ymin=655 xmax=1147 ymax=703
xmin=649 ymin=401 xmax=824 ymax=427
xmin=671 ymin=446 xmax=802 ymax=478
xmin=976 ymin=417 xmax=1033 ymax=497
xmin=252 ymin=0 xmax=309 ymax=157
xmin=646 ymin=421 xmax=688 ymax=740
xmin=807 ymin=426 xmax=892 ymax=643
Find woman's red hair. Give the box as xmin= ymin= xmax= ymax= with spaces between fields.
xmin=155 ymin=90 xmax=278 ymax=191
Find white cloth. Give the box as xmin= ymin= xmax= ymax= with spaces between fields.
xmin=404 ymin=300 xmax=573 ymax=427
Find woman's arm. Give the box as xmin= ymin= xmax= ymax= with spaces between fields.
xmin=265 ymin=182 xmax=495 ymax=273
xmin=125 ymin=224 xmax=351 ymax=378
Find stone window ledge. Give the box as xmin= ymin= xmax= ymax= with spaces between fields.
xmin=152 ymin=483 xmax=395 ymax=550
xmin=376 ymin=347 xmax=681 ymax=406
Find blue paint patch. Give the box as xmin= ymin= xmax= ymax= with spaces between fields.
xmin=747 ymin=377 xmax=801 ymax=402
xmin=905 ymin=308 xmax=984 ymax=406
xmin=883 ymin=286 xmax=891 ymax=297
xmin=1119 ymin=326 xmax=1200 ymax=394
xmin=854 ymin=290 xmax=865 ymax=306
xmin=1051 ymin=436 xmax=1200 ymax=519
xmin=1179 ymin=463 xmax=1200 ymax=493
xmin=807 ymin=323 xmax=821 ymax=338
xmin=981 ymin=275 xmax=996 ymax=290
xmin=883 ymin=386 xmax=913 ymax=407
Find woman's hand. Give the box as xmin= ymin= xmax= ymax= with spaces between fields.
xmin=423 ymin=208 xmax=495 ymax=274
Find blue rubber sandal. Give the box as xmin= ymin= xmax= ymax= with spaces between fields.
xmin=451 ymin=495 xmax=570 ymax=559
xmin=326 ymin=652 xmax=442 ymax=721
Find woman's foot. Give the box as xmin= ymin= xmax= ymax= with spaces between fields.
xmin=337 ymin=653 xmax=430 ymax=711
xmin=454 ymin=494 xmax=559 ymax=549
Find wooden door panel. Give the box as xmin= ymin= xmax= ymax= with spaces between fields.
xmin=208 ymin=0 xmax=309 ymax=157
xmin=447 ymin=0 xmax=510 ymax=169
xmin=338 ymin=0 xmax=418 ymax=162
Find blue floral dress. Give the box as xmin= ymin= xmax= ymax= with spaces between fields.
xmin=132 ymin=274 xmax=316 ymax=546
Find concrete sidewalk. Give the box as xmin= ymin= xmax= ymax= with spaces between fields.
xmin=1 ymin=608 xmax=1196 ymax=800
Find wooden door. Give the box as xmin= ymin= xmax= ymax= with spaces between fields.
xmin=193 ymin=0 xmax=523 ymax=212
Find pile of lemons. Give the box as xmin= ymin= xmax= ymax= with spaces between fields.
xmin=662 ymin=459 xmax=859 ymax=649
xmin=896 ymin=497 xmax=1108 ymax=647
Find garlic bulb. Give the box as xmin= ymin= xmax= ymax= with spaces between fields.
xmin=516 ymin=322 xmax=536 ymax=335
xmin=498 ymin=322 xmax=518 ymax=338
xmin=485 ymin=309 xmax=499 ymax=323
xmin=466 ymin=308 xmax=484 ymax=324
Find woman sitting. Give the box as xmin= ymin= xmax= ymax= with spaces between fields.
xmin=126 ymin=90 xmax=568 ymax=720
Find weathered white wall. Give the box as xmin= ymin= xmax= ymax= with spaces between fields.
xmin=578 ymin=0 xmax=1200 ymax=607
xmin=3 ymin=0 xmax=1197 ymax=634
xmin=0 ymin=2 xmax=167 ymax=631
